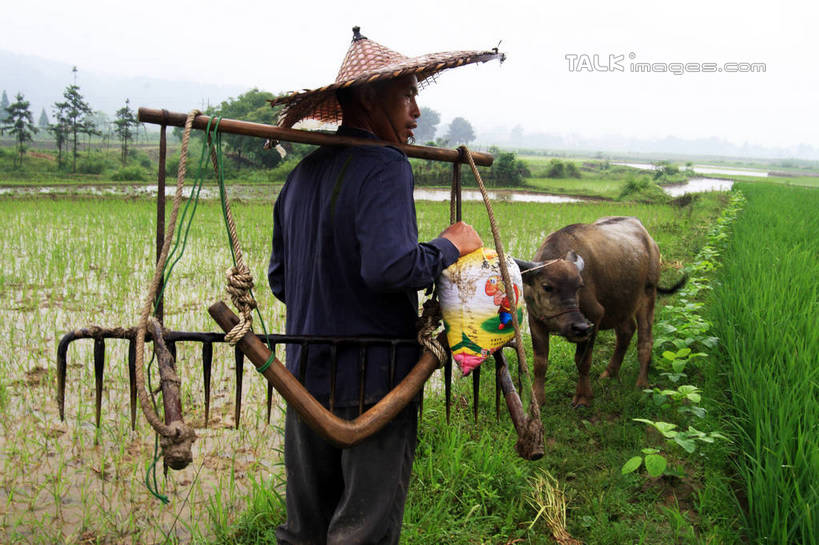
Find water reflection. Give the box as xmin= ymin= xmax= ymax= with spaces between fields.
xmin=663 ymin=177 xmax=734 ymax=197
xmin=613 ymin=161 xmax=768 ymax=178
xmin=1 ymin=180 xmax=732 ymax=201
xmin=413 ymin=188 xmax=583 ymax=203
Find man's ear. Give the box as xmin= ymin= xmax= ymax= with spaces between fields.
xmin=356 ymin=85 xmax=377 ymax=113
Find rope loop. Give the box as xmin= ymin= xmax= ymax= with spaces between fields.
xmin=224 ymin=263 xmax=257 ymax=345
xmin=416 ymin=292 xmax=448 ymax=366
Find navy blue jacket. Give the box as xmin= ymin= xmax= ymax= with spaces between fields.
xmin=268 ymin=126 xmax=459 ymax=407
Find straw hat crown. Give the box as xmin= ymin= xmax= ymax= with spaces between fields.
xmin=269 ymin=26 xmax=504 ymax=129
xmin=335 ymin=27 xmax=407 ymax=83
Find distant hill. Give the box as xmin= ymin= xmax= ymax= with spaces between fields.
xmin=0 ymin=49 xmax=247 ymax=124
xmin=476 ymin=128 xmax=819 ymax=162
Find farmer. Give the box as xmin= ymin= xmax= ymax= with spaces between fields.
xmin=267 ymin=27 xmax=503 ymax=544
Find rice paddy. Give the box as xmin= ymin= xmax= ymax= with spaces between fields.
xmin=0 ymin=190 xmax=727 ymax=543
xmin=707 ymin=183 xmax=818 ymax=544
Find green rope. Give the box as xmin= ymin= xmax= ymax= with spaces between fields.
xmin=257 ymin=351 xmax=275 ymax=374
xmin=141 ymin=117 xmax=279 ymax=502
xmin=153 ymin=117 xmax=216 ymax=312
xmin=143 ymin=117 xmax=217 ymax=503
xmin=146 ymin=433 xmax=170 ymax=504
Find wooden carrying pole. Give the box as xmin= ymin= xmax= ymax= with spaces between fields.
xmin=138 ymin=108 xmax=495 ymax=166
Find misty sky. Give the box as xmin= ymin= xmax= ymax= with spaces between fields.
xmin=3 ymin=0 xmax=815 ymax=149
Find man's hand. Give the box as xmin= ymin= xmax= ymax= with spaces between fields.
xmin=440 ymin=221 xmax=483 ymax=256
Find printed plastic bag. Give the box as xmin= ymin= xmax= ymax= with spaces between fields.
xmin=438 ymin=247 xmax=523 ymax=376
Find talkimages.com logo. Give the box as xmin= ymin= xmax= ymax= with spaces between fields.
xmin=565 ymin=52 xmax=766 ymax=75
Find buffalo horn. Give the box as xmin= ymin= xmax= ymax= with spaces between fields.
xmin=513 ymin=258 xmax=543 ymax=277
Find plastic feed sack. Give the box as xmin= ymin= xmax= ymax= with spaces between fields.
xmin=438 ymin=248 xmax=523 ymax=376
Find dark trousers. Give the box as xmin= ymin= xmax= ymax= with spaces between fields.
xmin=276 ymin=401 xmax=418 ymax=545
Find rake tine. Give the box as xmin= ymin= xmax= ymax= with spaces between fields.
xmin=495 ymin=353 xmax=501 ymax=422
xmin=388 ymin=343 xmax=397 ymax=388
xmin=419 ymin=381 xmax=424 ymax=421
xmin=444 ymin=352 xmax=452 ymax=424
xmin=417 ymin=344 xmax=425 ymax=428
xmin=202 ymin=342 xmax=213 ymax=428
xmin=56 ymin=334 xmax=71 ymax=421
xmin=128 ymin=339 xmax=137 ymax=431
xmin=472 ymin=365 xmax=481 ymax=423
xmin=266 ymin=382 xmax=274 ymax=425
xmin=517 ymin=347 xmax=522 ymax=392
xmin=234 ymin=344 xmax=244 ymax=429
xmin=358 ymin=345 xmax=366 ymax=416
xmin=266 ymin=342 xmax=275 ymax=425
xmin=329 ymin=344 xmax=337 ymax=413
xmin=94 ymin=338 xmax=105 ymax=440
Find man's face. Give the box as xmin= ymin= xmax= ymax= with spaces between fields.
xmin=372 ymin=75 xmax=421 ymax=144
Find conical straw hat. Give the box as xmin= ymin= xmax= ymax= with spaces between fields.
xmin=269 ymin=26 xmax=505 ymax=128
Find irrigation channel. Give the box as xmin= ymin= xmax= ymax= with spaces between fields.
xmin=0 ymin=177 xmax=732 ymax=201
xmin=612 ymin=162 xmax=769 ymax=177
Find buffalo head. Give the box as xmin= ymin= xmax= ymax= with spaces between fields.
xmin=515 ymin=252 xmax=593 ymax=342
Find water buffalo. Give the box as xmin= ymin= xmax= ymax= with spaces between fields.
xmin=515 ymin=217 xmax=685 ymax=407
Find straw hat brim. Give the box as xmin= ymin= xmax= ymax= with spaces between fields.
xmin=269 ymin=49 xmax=504 ymax=129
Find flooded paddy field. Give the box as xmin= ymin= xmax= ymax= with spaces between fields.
xmin=0 ymin=192 xmax=727 ymax=543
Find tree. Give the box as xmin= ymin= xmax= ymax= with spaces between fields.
xmin=0 ymin=91 xmax=9 ymax=123
xmin=414 ymin=106 xmax=440 ymax=144
xmin=2 ymin=92 xmax=38 ymax=167
xmin=54 ymin=74 xmax=96 ymax=172
xmin=38 ymin=107 xmax=49 ymax=129
xmin=487 ymin=147 xmax=530 ymax=187
xmin=49 ymin=102 xmax=71 ymax=169
xmin=113 ymin=99 xmax=138 ymax=165
xmin=546 ymin=158 xmax=565 ymax=178
xmin=445 ymin=117 xmax=475 ymax=146
xmin=213 ymin=88 xmax=283 ymax=169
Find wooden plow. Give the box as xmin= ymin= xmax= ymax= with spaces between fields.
xmin=56 ymin=108 xmax=544 ymax=474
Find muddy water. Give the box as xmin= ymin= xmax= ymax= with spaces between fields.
xmin=663 ymin=177 xmax=734 ymax=197
xmin=612 ymin=161 xmax=769 ymax=178
xmin=1 ymin=181 xmax=734 ymax=202
xmin=0 ymin=184 xmax=585 ymax=203
xmin=0 ymin=201 xmax=290 ymax=543
xmin=413 ymin=188 xmax=584 ymax=203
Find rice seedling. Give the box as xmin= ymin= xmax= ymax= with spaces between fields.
xmin=526 ymin=469 xmax=582 ymax=545
xmin=708 ymin=183 xmax=818 ymax=545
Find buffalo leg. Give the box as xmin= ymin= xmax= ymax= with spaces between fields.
xmin=572 ymin=329 xmax=597 ymax=408
xmin=635 ymin=294 xmax=656 ymax=388
xmin=600 ymin=317 xmax=636 ymax=381
xmin=528 ymin=316 xmax=550 ymax=406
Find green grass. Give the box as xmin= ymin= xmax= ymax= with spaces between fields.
xmin=525 ymin=175 xmax=625 ymax=199
xmin=724 ymin=174 xmax=819 ymax=188
xmin=205 ymin=195 xmax=735 ymax=544
xmin=708 ymin=183 xmax=819 ymax=544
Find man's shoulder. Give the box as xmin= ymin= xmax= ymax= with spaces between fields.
xmin=345 ymin=144 xmax=408 ymax=169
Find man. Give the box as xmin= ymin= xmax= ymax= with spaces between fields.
xmin=267 ymin=28 xmax=503 ymax=544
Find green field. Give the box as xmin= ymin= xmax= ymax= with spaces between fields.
xmin=0 ymin=190 xmax=735 ymax=543
xmin=2 ymin=137 xmax=817 ymax=543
